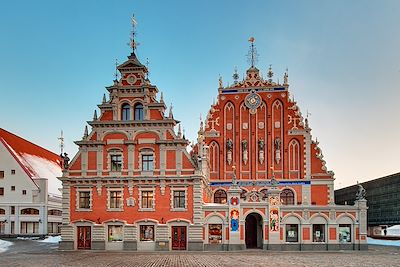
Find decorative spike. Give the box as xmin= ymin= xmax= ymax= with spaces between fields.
xmin=177 ymin=124 xmax=182 ymax=138
xmin=267 ymin=64 xmax=274 ymax=82
xmin=83 ymin=125 xmax=88 ymax=140
xmin=168 ymin=103 xmax=173 ymax=119
xmin=182 ymin=127 xmax=186 ymax=139
xmin=102 ymin=93 xmax=106 ymax=104
xmin=233 ymin=66 xmax=239 ymax=84
xmin=160 ymin=92 xmax=164 ymax=103
xmin=218 ymin=75 xmax=223 ymax=88
xmin=93 ymin=110 xmax=98 ymax=121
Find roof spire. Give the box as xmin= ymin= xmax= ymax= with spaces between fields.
xmin=93 ymin=110 xmax=98 ymax=121
xmin=267 ymin=64 xmax=274 ymax=83
xmin=182 ymin=127 xmax=186 ymax=139
xmin=114 ymin=59 xmax=119 ymax=81
xmin=168 ymin=103 xmax=174 ymax=119
xmin=102 ymin=93 xmax=107 ymax=104
xmin=58 ymin=130 xmax=64 ymax=155
xmin=177 ymin=123 xmax=182 ymax=138
xmin=233 ymin=66 xmax=239 ymax=84
xmin=83 ymin=125 xmax=88 ymax=140
xmin=160 ymin=92 xmax=164 ymax=103
xmin=129 ymin=14 xmax=139 ymax=52
xmin=247 ymin=37 xmax=258 ymax=68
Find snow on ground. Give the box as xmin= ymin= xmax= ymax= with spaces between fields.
xmin=368 ymin=237 xmax=400 ymax=247
xmin=0 ymin=239 xmax=13 ymax=253
xmin=39 ymin=235 xmax=61 ymax=243
xmin=17 ymin=236 xmax=40 ymax=240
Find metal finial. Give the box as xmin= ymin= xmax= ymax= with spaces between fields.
xmin=267 ymin=64 xmax=274 ymax=82
xmin=129 ymin=14 xmax=139 ymax=51
xmin=145 ymin=57 xmax=150 ymax=79
xmin=247 ymin=37 xmax=259 ymax=67
xmin=58 ymin=130 xmax=64 ymax=155
xmin=233 ymin=66 xmax=239 ymax=84
xmin=114 ymin=59 xmax=119 ymax=81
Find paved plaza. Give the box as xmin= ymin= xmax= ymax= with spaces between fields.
xmin=1 ymin=240 xmax=400 ymax=267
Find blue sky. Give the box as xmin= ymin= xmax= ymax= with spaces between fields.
xmin=0 ymin=0 xmax=399 ymax=188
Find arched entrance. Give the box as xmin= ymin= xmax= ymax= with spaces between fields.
xmin=245 ymin=213 xmax=263 ymax=249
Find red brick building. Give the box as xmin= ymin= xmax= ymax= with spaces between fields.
xmin=59 ymin=18 xmax=367 ymax=251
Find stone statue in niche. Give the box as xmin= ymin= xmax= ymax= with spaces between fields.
xmin=258 ymin=138 xmax=265 ymax=164
xmin=274 ymin=138 xmax=281 ymax=164
xmin=226 ymin=138 xmax=233 ymax=165
xmin=356 ymin=182 xmax=366 ymax=200
xmin=191 ymin=152 xmax=199 ymax=169
xmin=241 ymin=139 xmax=248 ymax=165
xmin=60 ymin=153 xmax=70 ymax=170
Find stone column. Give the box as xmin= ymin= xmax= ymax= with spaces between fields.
xmin=227 ymin=184 xmax=242 ymax=250
xmin=355 ymin=199 xmax=368 ymax=250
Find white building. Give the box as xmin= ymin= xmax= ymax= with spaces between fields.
xmin=0 ymin=128 xmax=62 ymax=236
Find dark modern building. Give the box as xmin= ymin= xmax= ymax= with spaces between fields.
xmin=335 ymin=172 xmax=400 ymax=235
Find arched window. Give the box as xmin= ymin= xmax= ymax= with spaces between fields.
xmin=134 ymin=103 xmax=144 ymax=121
xmin=121 ymin=103 xmax=130 ymax=121
xmin=21 ymin=208 xmax=39 ymax=215
xmin=260 ymin=189 xmax=268 ymax=200
xmin=0 ymin=208 xmax=5 ymax=215
xmin=280 ymin=189 xmax=295 ymax=205
xmin=213 ymin=189 xmax=227 ymax=204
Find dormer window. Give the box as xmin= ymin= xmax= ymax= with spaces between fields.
xmin=121 ymin=103 xmax=130 ymax=121
xmin=134 ymin=103 xmax=144 ymax=121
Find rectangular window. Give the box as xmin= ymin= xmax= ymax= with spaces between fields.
xmin=142 ymin=155 xmax=154 ymax=171
xmin=208 ymin=224 xmax=222 ymax=244
xmin=11 ymin=206 xmax=15 ymax=215
xmin=22 ymin=190 xmax=26 ymax=195
xmin=286 ymin=224 xmax=299 ymax=242
xmin=339 ymin=224 xmax=351 ymax=243
xmin=173 ymin=190 xmax=186 ymax=209
xmin=141 ymin=191 xmax=153 ymax=209
xmin=108 ymin=225 xmax=123 ymax=242
xmin=79 ymin=191 xmax=91 ymax=209
xmin=0 ymin=171 xmax=4 ymax=178
xmin=20 ymin=222 xmax=39 ymax=234
xmin=313 ymin=224 xmax=325 ymax=242
xmin=11 ymin=170 xmax=15 ymax=175
xmin=140 ymin=225 xmax=154 ymax=241
xmin=110 ymin=154 xmax=122 ymax=172
xmin=0 ymin=187 xmax=4 ymax=196
xmin=109 ymin=191 xmax=122 ymax=209
xmin=11 ymin=186 xmax=15 ymax=191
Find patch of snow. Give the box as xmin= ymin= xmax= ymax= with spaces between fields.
xmin=22 ymin=153 xmax=62 ymax=196
xmin=17 ymin=236 xmax=41 ymax=240
xmin=39 ymin=235 xmax=61 ymax=243
xmin=0 ymin=239 xmax=13 ymax=253
xmin=368 ymin=237 xmax=400 ymax=247
xmin=386 ymin=225 xmax=400 ymax=236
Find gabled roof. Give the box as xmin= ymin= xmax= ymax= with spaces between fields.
xmin=117 ymin=51 xmax=147 ymax=71
xmin=0 ymin=128 xmax=62 ymax=195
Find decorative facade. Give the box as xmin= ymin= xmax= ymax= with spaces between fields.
xmin=0 ymin=128 xmax=62 ymax=236
xmin=59 ymin=18 xmax=367 ymax=251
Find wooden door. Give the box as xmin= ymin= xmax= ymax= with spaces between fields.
xmin=171 ymin=226 xmax=187 ymax=250
xmin=77 ymin=226 xmax=91 ymax=249
xmin=245 ymin=214 xmax=257 ymax=248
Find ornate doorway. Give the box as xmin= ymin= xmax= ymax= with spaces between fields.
xmin=245 ymin=213 xmax=263 ymax=249
xmin=171 ymin=226 xmax=187 ymax=250
xmin=77 ymin=226 xmax=91 ymax=249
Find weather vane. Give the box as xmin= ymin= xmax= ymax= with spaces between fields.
xmin=247 ymin=37 xmax=259 ymax=68
xmin=129 ymin=14 xmax=139 ymax=51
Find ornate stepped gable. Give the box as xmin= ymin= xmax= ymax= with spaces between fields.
xmin=67 ymin=49 xmax=197 ymax=178
xmin=196 ymin=40 xmax=334 ymax=206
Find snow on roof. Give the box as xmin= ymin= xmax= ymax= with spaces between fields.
xmin=0 ymin=128 xmax=62 ymax=196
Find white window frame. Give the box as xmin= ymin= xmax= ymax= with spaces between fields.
xmin=107 ymin=188 xmax=124 ymax=211
xmin=170 ymin=187 xmax=188 ymax=212
xmin=139 ymin=149 xmax=155 ymax=175
xmin=107 ymin=148 xmax=124 ymax=174
xmin=138 ymin=187 xmax=155 ymax=212
xmin=76 ymin=188 xmax=92 ymax=211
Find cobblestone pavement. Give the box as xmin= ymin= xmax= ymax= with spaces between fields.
xmin=1 ymin=241 xmax=400 ymax=267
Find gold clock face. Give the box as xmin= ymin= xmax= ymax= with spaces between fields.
xmin=245 ymin=91 xmax=262 ymax=111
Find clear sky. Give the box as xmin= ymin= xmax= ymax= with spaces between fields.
xmin=0 ymin=0 xmax=399 ymax=189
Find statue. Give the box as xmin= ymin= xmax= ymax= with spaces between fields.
xmin=191 ymin=152 xmax=199 ymax=169
xmin=241 ymin=139 xmax=248 ymax=151
xmin=60 ymin=153 xmax=70 ymax=170
xmin=241 ymin=139 xmax=248 ymax=165
xmin=274 ymin=138 xmax=281 ymax=164
xmin=258 ymin=138 xmax=265 ymax=151
xmin=355 ymin=182 xmax=366 ymax=200
xmin=232 ymin=165 xmax=238 ymax=186
xmin=226 ymin=138 xmax=233 ymax=151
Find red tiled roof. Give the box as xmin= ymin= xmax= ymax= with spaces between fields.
xmin=0 ymin=128 xmax=62 ymax=190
